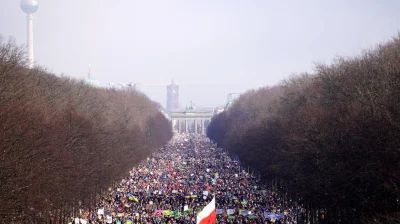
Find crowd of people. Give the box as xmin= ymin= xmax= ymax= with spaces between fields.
xmin=73 ymin=134 xmax=303 ymax=224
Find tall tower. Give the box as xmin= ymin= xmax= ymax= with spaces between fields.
xmin=166 ymin=80 xmax=179 ymax=113
xmin=20 ymin=0 xmax=39 ymax=69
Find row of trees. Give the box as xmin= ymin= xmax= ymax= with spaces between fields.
xmin=0 ymin=35 xmax=173 ymax=223
xmin=208 ymin=35 xmax=400 ymax=223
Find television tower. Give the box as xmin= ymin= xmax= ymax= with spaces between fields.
xmin=20 ymin=0 xmax=39 ymax=69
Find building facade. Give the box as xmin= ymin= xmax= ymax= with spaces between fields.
xmin=166 ymin=81 xmax=179 ymax=112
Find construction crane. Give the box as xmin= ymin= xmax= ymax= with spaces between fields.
xmin=133 ymin=82 xmax=171 ymax=88
xmin=108 ymin=82 xmax=171 ymax=89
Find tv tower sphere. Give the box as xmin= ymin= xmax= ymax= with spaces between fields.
xmin=20 ymin=0 xmax=39 ymax=14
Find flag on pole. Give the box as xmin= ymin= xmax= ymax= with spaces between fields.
xmin=196 ymin=196 xmax=216 ymax=224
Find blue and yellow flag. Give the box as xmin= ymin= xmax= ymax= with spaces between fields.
xmin=127 ymin=193 xmax=134 ymax=200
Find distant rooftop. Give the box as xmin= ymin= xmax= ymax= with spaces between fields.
xmin=85 ymin=75 xmax=102 ymax=88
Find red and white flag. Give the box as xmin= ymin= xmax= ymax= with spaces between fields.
xmin=196 ymin=196 xmax=216 ymax=224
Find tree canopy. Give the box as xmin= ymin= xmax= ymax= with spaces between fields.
xmin=0 ymin=35 xmax=173 ymax=222
xmin=208 ymin=35 xmax=400 ymax=223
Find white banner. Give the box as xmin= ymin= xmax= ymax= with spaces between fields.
xmin=106 ymin=216 xmax=113 ymax=223
xmin=97 ymin=208 xmax=104 ymax=215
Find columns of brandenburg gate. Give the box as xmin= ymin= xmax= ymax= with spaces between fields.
xmin=171 ymin=118 xmax=209 ymax=134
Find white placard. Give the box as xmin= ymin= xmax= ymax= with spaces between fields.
xmin=106 ymin=216 xmax=113 ymax=223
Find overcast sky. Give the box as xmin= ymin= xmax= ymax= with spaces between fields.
xmin=1 ymin=0 xmax=400 ymax=108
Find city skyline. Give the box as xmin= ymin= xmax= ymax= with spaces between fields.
xmin=1 ymin=0 xmax=400 ymax=108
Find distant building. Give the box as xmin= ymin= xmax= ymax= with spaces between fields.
xmin=85 ymin=74 xmax=101 ymax=88
xmin=225 ymin=93 xmax=241 ymax=109
xmin=213 ymin=106 xmax=225 ymax=115
xmin=166 ymin=80 xmax=179 ymax=112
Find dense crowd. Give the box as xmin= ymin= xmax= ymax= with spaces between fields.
xmin=72 ymin=134 xmax=303 ymax=224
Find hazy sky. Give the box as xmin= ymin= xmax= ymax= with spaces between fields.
xmin=1 ymin=0 xmax=400 ymax=108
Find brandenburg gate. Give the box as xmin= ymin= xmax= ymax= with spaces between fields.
xmin=170 ymin=108 xmax=213 ymax=134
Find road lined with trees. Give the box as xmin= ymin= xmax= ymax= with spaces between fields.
xmin=0 ymin=35 xmax=173 ymax=223
xmin=2 ymin=31 xmax=400 ymax=223
xmin=208 ymin=35 xmax=400 ymax=223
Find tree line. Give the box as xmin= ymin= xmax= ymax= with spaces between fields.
xmin=208 ymin=35 xmax=400 ymax=223
xmin=0 ymin=35 xmax=173 ymax=223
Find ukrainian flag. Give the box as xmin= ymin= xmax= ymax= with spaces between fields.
xmin=189 ymin=190 xmax=197 ymax=198
xmin=127 ymin=193 xmax=135 ymax=201
xmin=127 ymin=193 xmax=138 ymax=202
